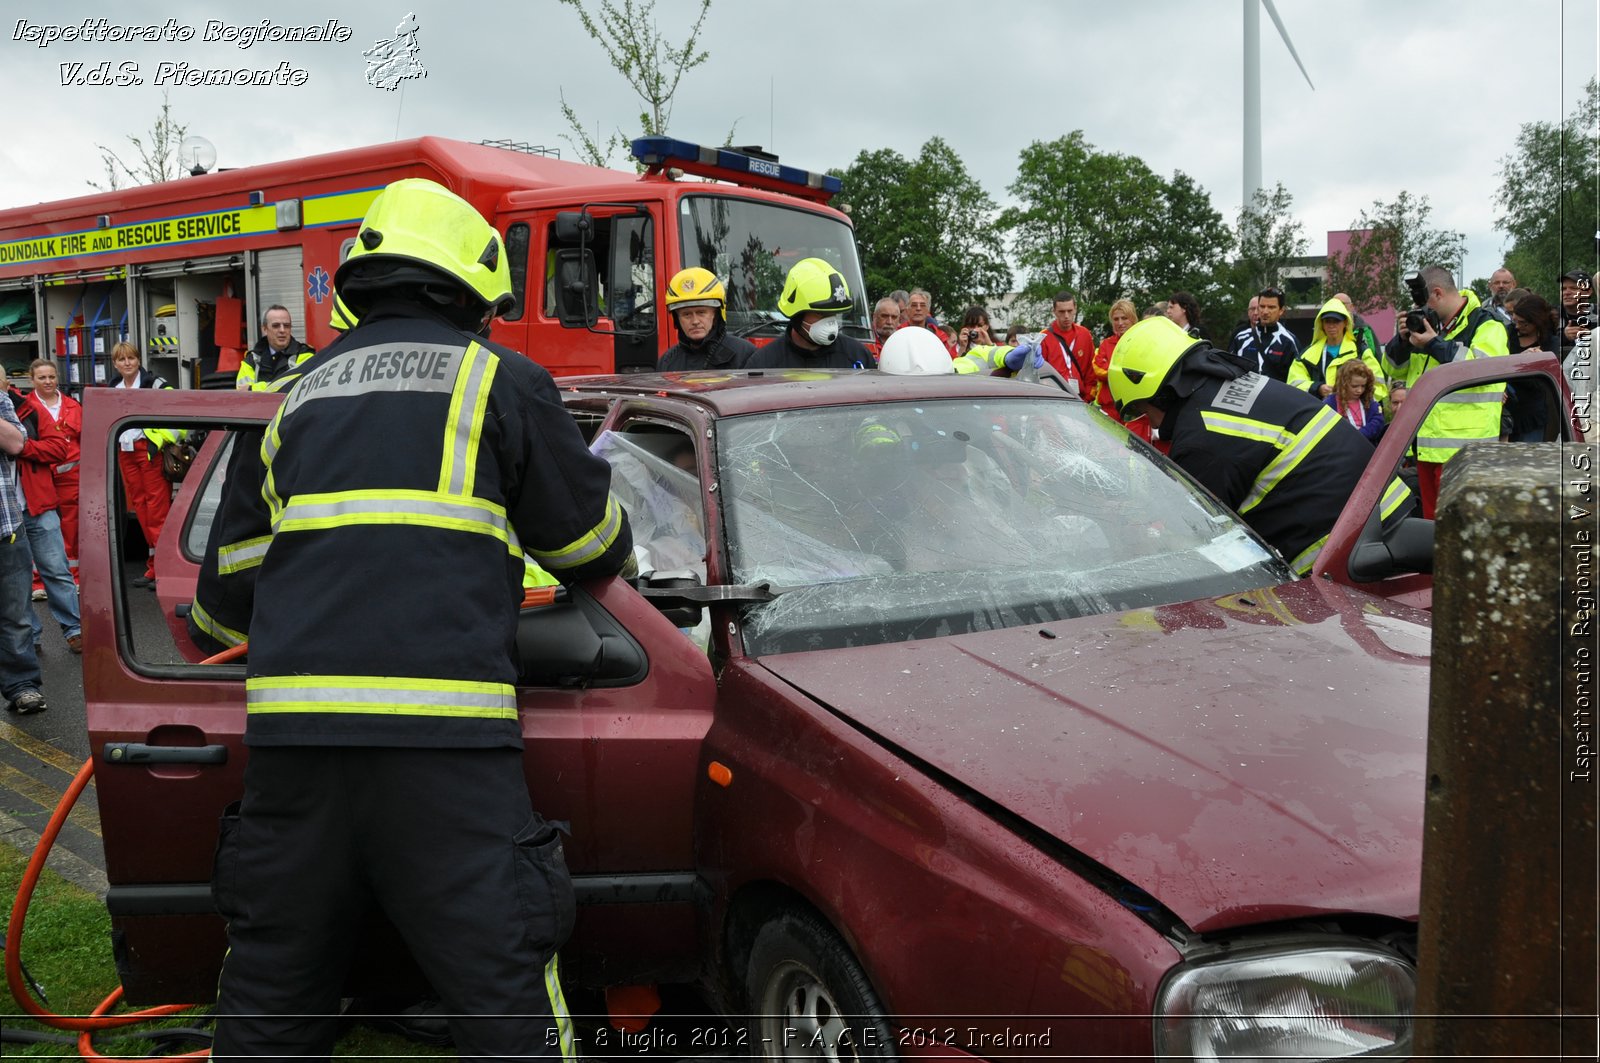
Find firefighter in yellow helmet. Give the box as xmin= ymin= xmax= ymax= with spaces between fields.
xmin=744 ymin=256 xmax=877 ymax=370
xmin=658 ymin=266 xmax=756 ymax=371
xmin=202 ymin=177 xmax=632 ymax=1060
xmin=1108 ymin=316 xmax=1414 ymax=575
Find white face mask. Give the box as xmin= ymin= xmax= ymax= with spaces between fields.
xmin=806 ymin=315 xmax=842 ymax=346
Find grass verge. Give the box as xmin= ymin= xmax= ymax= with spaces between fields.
xmin=0 ymin=843 xmax=434 ymax=1058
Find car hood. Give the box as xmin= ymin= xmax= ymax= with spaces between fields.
xmin=756 ymin=580 xmax=1431 ymax=933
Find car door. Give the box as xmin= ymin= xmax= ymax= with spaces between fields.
xmin=1314 ymin=351 xmax=1577 ymax=608
xmin=84 ymin=386 xmax=716 ymax=1003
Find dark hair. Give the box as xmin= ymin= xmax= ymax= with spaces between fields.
xmin=1052 ymin=290 xmax=1077 ymax=306
xmin=1257 ymin=287 xmax=1286 ymax=307
xmin=1512 ymin=292 xmax=1556 ymax=339
xmin=1168 ymin=291 xmax=1204 ymax=331
xmin=960 ymin=305 xmax=990 ymax=330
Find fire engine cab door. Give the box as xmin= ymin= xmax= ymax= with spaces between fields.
xmin=90 ymin=388 xmax=716 ymax=997
xmin=544 ymin=204 xmax=660 ymax=372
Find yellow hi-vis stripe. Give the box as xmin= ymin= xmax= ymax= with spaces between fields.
xmin=1379 ymin=477 xmax=1412 ymax=521
xmin=1199 ymin=411 xmax=1296 ymax=448
xmin=525 ymin=495 xmax=624 ymax=573
xmin=272 ymin=489 xmax=523 ymax=555
xmin=1236 ymin=406 xmax=1342 ymax=515
xmin=246 ymin=674 xmax=517 ymax=719
xmin=438 ymin=341 xmax=497 ymax=496
xmin=547 ymin=955 xmax=575 ymax=1060
xmin=1289 ymin=534 xmax=1330 ymax=576
xmin=189 ymin=600 xmax=247 ymax=648
xmin=216 ymin=534 xmax=271 ymax=576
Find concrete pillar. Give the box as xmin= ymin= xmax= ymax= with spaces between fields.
xmin=1416 ymin=442 xmax=1598 ymax=1057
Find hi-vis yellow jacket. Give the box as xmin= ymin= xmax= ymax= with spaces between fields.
xmin=191 ymin=309 xmax=633 ymax=749
xmin=1381 ymin=289 xmax=1509 ymax=463
xmin=236 ymin=336 xmax=315 ymax=391
xmin=1288 ymin=298 xmax=1389 ymax=405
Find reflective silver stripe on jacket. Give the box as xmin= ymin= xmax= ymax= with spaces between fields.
xmin=217 ymin=535 xmax=272 ymax=575
xmin=439 ymin=342 xmax=496 ymax=496
xmin=246 ymin=674 xmax=517 ymax=719
xmin=272 ymin=489 xmax=521 ymax=554
xmin=1237 ymin=405 xmax=1341 ymax=515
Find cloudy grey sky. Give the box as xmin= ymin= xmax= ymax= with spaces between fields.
xmin=1 ymin=0 xmax=1595 ymax=296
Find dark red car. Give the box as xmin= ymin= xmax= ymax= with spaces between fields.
xmin=82 ymin=354 xmax=1574 ymax=1058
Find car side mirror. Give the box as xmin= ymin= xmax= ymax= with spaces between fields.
xmin=1348 ymin=515 xmax=1435 ymax=582
xmin=553 ymin=248 xmax=600 ymax=329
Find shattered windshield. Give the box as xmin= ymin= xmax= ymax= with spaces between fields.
xmin=717 ymin=398 xmax=1292 ymax=655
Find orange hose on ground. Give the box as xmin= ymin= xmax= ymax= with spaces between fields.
xmin=4 ymin=756 xmax=201 ymax=1039
xmin=5 ymin=641 xmax=249 ymax=1054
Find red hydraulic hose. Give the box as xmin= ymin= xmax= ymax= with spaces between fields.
xmin=4 ymin=642 xmax=250 ymax=1057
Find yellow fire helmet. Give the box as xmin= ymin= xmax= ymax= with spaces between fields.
xmin=777 ymin=257 xmax=853 ymax=319
xmin=665 ymin=267 xmax=728 ymax=319
xmin=334 ymin=178 xmax=512 ymax=321
xmin=1107 ymin=316 xmax=1203 ymax=417
xmin=328 ymin=292 xmax=359 ymax=332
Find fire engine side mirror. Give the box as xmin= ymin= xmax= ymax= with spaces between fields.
xmin=554 ymin=210 xmax=592 ymax=245
xmin=553 ymin=248 xmax=600 ymax=329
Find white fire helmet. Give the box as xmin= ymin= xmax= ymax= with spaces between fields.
xmin=878 ymin=327 xmax=954 ymax=375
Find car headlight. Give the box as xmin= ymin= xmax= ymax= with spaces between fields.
xmin=1154 ymin=945 xmax=1414 ymax=1061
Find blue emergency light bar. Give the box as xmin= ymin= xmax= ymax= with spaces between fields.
xmin=630 ymin=136 xmax=843 ymax=205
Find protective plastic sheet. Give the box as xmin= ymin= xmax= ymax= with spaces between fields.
xmin=590 ymin=430 xmax=707 ymax=577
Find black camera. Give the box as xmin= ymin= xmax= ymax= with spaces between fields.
xmin=1402 ymin=273 xmax=1441 ymax=334
xmin=1404 ymin=308 xmax=1441 ymax=334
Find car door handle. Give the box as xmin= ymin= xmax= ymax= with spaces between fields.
xmin=102 ymin=743 xmax=228 ymax=766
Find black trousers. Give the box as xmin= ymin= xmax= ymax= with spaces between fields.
xmin=211 ymin=746 xmax=576 ymax=1062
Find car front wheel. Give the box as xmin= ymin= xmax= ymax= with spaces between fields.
xmin=744 ymin=909 xmax=896 ymax=1061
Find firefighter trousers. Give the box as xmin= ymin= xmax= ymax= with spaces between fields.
xmin=211 ymin=746 xmax=576 ymax=1062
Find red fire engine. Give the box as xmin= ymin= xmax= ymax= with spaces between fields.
xmin=0 ymin=136 xmax=866 ymax=389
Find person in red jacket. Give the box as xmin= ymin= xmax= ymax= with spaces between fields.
xmin=1041 ymin=290 xmax=1096 ymax=399
xmin=1091 ymin=299 xmax=1152 ymax=443
xmin=108 ymin=341 xmax=173 ymax=586
xmin=19 ymin=360 xmax=82 ymax=563
xmin=7 ymin=378 xmax=80 ymax=653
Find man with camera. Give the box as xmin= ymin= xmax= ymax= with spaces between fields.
xmin=1382 ymin=265 xmax=1510 ymax=518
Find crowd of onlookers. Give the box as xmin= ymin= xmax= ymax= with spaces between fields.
xmin=865 ymin=264 xmax=1595 ymax=452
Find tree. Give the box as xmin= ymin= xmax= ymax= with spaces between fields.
xmin=1140 ymin=170 xmax=1235 ymax=312
xmin=89 ymin=92 xmax=187 ymax=190
xmin=1496 ymin=77 xmax=1599 ymax=286
xmin=997 ymin=134 xmax=1230 ymax=312
xmin=1201 ymin=182 xmax=1308 ymax=329
xmin=1326 ymin=191 xmax=1466 ymax=314
xmin=555 ymin=0 xmax=715 ymax=168
xmin=836 ymin=138 xmax=1011 ymax=316
xmin=1233 ymin=183 xmax=1308 ymax=293
xmin=999 ymin=133 xmax=1165 ymax=306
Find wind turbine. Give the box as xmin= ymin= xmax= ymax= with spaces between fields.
xmin=1243 ymin=0 xmax=1314 ymax=212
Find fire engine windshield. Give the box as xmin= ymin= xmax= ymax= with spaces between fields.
xmin=678 ymin=196 xmax=870 ymax=341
